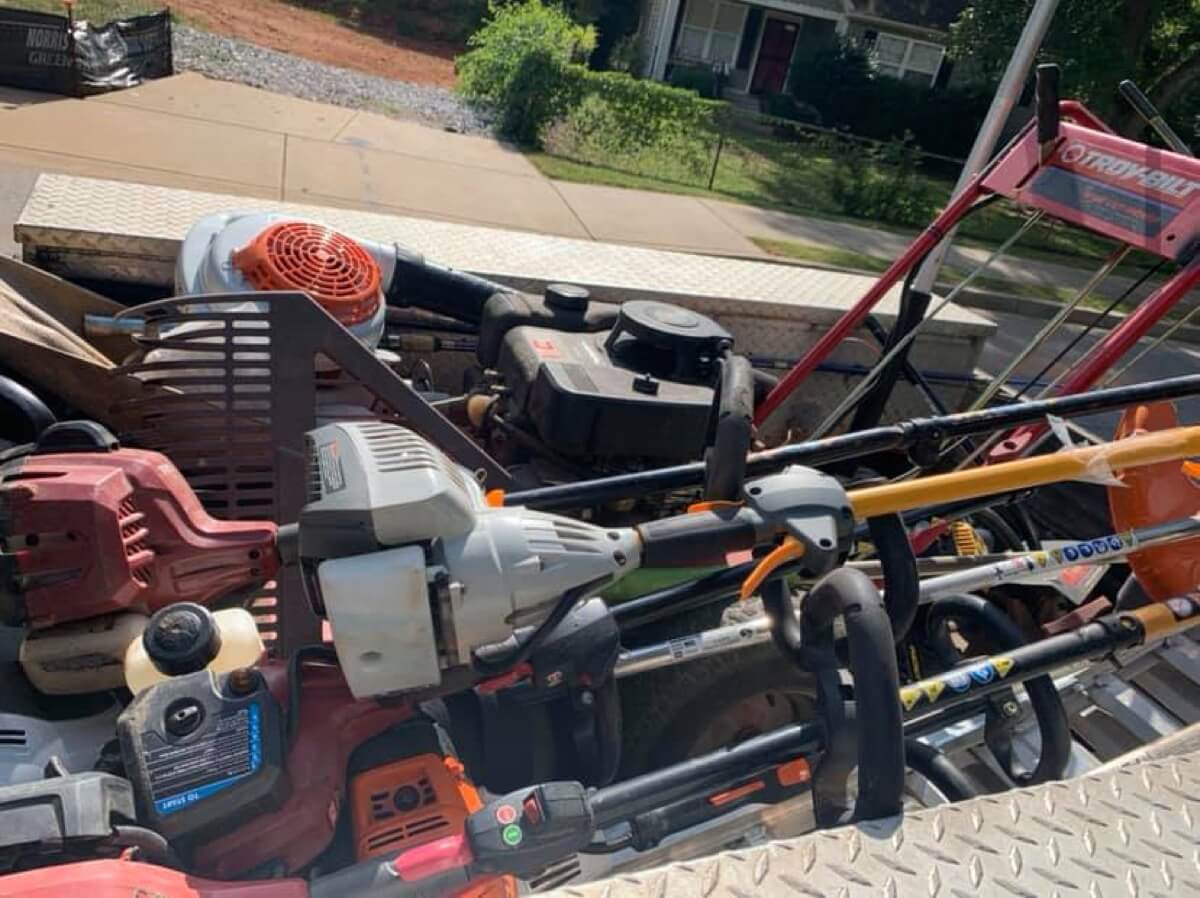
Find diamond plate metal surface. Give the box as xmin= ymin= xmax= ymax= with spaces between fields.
xmin=546 ymin=749 xmax=1200 ymax=897
xmin=16 ymin=174 xmax=991 ymax=337
xmin=15 ymin=174 xmax=992 ymax=434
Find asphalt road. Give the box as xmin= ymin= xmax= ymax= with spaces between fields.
xmin=975 ymin=308 xmax=1200 ymax=436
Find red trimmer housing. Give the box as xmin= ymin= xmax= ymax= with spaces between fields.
xmin=0 ymin=423 xmax=279 ymax=629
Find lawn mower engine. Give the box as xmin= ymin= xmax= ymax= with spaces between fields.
xmin=174 ymin=212 xmax=758 ymax=501
xmin=468 ymin=292 xmax=748 ymax=479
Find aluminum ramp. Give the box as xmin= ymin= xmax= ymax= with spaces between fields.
xmin=547 ymin=730 xmax=1200 ymax=897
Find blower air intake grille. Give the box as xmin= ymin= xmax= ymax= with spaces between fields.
xmin=232 ymin=222 xmax=381 ymax=327
xmin=118 ymin=497 xmax=153 ymax=586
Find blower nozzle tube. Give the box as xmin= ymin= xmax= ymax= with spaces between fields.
xmin=385 ymin=244 xmax=514 ymax=325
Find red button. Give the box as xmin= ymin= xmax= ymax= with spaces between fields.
xmin=495 ymin=804 xmax=517 ymax=825
xmin=522 ymin=794 xmax=542 ymax=826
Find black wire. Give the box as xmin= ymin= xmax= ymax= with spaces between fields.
xmin=111 ymin=825 xmax=180 ymax=868
xmin=1012 ymin=258 xmax=1169 ymax=401
xmin=471 ymin=577 xmax=609 ymax=678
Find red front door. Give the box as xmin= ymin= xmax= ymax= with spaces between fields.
xmin=751 ymin=18 xmax=799 ymax=94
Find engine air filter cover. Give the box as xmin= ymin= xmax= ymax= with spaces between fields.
xmin=232 ymin=222 xmax=382 ymax=327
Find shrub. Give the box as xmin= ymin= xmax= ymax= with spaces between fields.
xmin=606 ymin=32 xmax=645 ymax=74
xmin=458 ymin=0 xmax=723 ymax=149
xmin=667 ymin=61 xmax=722 ymax=99
xmin=457 ymin=0 xmax=596 ymax=142
xmin=762 ymin=93 xmax=821 ymax=126
xmin=544 ymin=92 xmax=716 ymax=183
xmin=787 ymin=37 xmax=991 ymax=159
xmin=829 ymin=133 xmax=936 ymax=226
xmin=788 ymin=39 xmax=874 ymax=130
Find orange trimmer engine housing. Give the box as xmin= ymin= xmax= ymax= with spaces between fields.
xmin=347 ymin=721 xmax=516 ymax=897
xmin=1109 ymin=402 xmax=1200 ymax=600
xmin=0 ymin=441 xmax=279 ymax=629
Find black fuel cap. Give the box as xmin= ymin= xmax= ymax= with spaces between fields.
xmin=544 ymin=283 xmax=590 ymax=311
xmin=143 ymin=603 xmax=222 ymax=677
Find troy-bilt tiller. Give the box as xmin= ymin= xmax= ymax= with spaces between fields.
xmin=754 ymin=65 xmax=1199 ymax=459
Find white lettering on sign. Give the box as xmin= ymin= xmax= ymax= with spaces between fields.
xmin=25 ymin=27 xmax=68 ymax=51
xmin=1059 ymin=142 xmax=1200 ymax=200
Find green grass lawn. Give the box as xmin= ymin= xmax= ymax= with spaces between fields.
xmin=530 ymin=122 xmax=1148 ymax=273
xmin=3 ymin=0 xmax=168 ymax=19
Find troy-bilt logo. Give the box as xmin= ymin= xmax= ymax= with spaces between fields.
xmin=1059 ymin=143 xmax=1200 ymax=200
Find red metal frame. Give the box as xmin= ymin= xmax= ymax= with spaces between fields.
xmin=754 ymin=101 xmax=1200 ymax=429
xmin=988 ymin=256 xmax=1200 ymax=462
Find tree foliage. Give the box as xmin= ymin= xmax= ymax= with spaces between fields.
xmin=786 ymin=39 xmax=993 ymax=158
xmin=950 ymin=0 xmax=1200 ymax=141
xmin=457 ymin=0 xmax=596 ymax=105
xmin=457 ymin=0 xmax=719 ymax=145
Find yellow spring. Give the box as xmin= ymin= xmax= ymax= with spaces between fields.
xmin=952 ymin=521 xmax=985 ymax=556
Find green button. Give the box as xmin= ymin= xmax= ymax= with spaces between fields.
xmin=501 ymin=823 xmax=523 ymax=847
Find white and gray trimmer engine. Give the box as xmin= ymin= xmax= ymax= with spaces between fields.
xmin=289 ymin=422 xmax=855 ymax=699
xmin=293 ymin=422 xmax=642 ymax=698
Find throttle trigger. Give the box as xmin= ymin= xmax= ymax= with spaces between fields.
xmin=740 ymin=536 xmax=805 ymax=600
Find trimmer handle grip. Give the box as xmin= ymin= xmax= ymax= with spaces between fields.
xmin=308 ymin=836 xmax=476 ymax=898
xmin=1119 ymin=80 xmax=1159 ymax=127
xmin=1036 ymin=64 xmax=1061 ymax=154
xmin=636 ymin=506 xmax=759 ymax=568
xmin=1118 ymin=79 xmax=1193 ymax=155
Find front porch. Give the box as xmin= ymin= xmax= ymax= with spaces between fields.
xmin=641 ymin=0 xmax=950 ymax=103
xmin=648 ymin=0 xmax=844 ymax=99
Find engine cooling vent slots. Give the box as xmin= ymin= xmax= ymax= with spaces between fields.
xmin=118 ymin=497 xmax=153 ymax=585
xmin=523 ymin=516 xmax=607 ymax=556
xmin=357 ymin=423 xmax=472 ymax=494
xmin=305 ymin=435 xmax=324 ymax=504
xmin=0 ymin=729 xmax=27 ymax=749
xmin=232 ymin=222 xmax=381 ymax=327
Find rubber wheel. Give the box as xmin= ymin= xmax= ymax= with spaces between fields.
xmin=618 ymin=599 xmax=817 ymax=777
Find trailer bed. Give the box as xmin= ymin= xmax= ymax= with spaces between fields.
xmin=12 ymin=173 xmax=995 ymax=436
xmin=551 ymin=718 xmax=1200 ymax=897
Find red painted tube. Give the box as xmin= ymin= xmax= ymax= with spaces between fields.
xmin=753 ymin=177 xmax=987 ymax=427
xmin=988 ymin=257 xmax=1200 ymax=464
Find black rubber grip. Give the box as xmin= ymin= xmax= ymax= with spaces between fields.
xmin=636 ymin=509 xmax=758 ymax=568
xmin=1118 ymin=80 xmax=1159 ymax=123
xmin=1036 ymin=64 xmax=1061 ymax=148
xmin=704 ymin=355 xmax=755 ymax=502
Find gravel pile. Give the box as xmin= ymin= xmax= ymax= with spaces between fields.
xmin=172 ymin=25 xmax=495 ymax=136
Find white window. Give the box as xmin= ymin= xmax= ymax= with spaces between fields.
xmin=867 ymin=32 xmax=944 ymax=85
xmin=677 ymin=0 xmax=747 ymax=67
